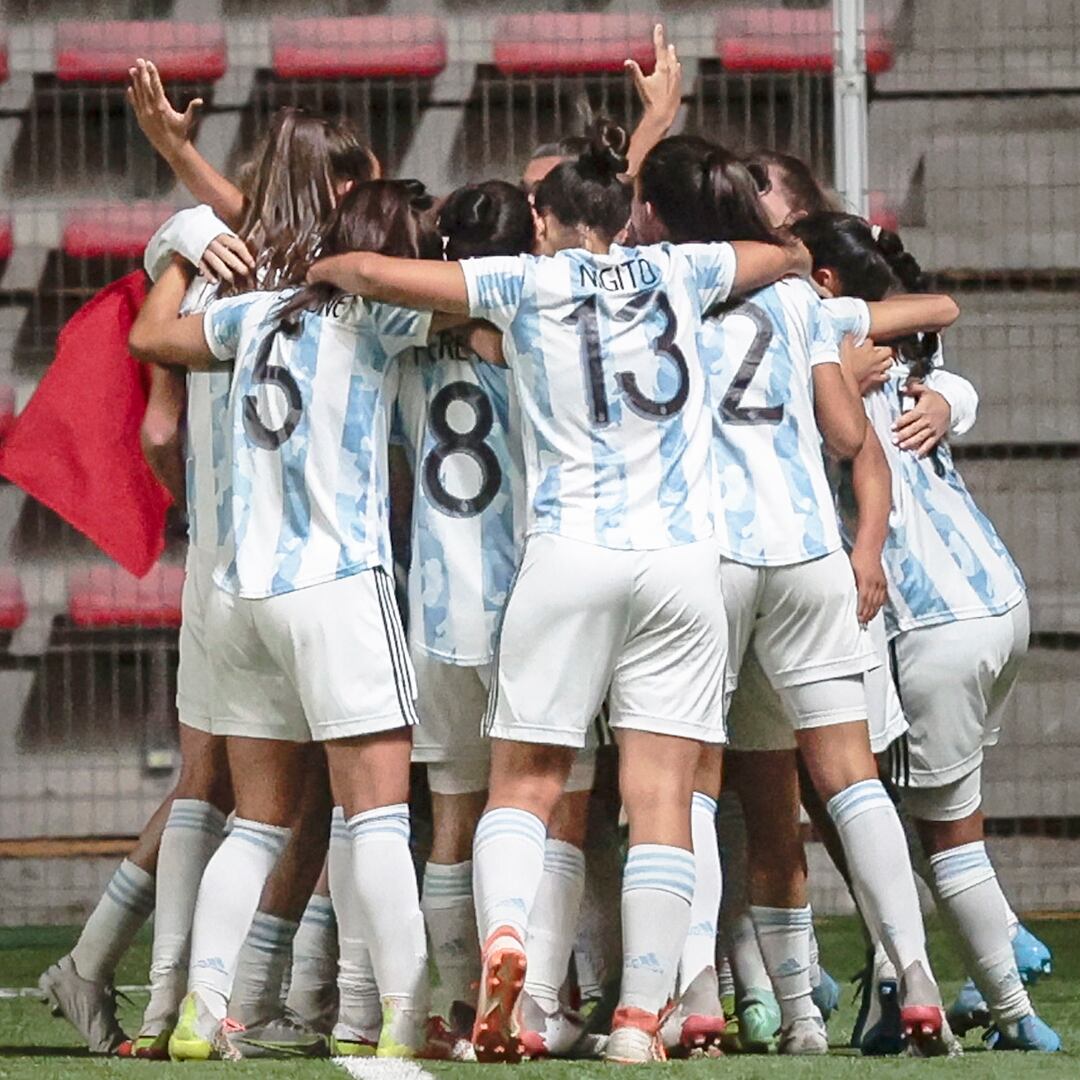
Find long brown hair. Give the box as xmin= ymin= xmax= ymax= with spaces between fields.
xmin=275 ymin=179 xmax=441 ymax=331
xmin=227 ymin=108 xmax=378 ymax=295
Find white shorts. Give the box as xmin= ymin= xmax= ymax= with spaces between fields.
xmin=864 ymin=611 xmax=908 ymax=755
xmin=176 ymin=545 xmax=216 ymax=733
xmin=207 ymin=567 xmax=418 ymax=743
xmin=889 ymin=599 xmax=1030 ymax=792
xmin=411 ymin=651 xmax=491 ymax=795
xmin=486 ymin=534 xmax=727 ymax=748
xmin=722 ymin=550 xmax=878 ymax=733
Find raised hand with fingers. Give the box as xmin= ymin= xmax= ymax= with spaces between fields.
xmin=126 ymin=58 xmax=203 ymax=163
xmin=625 ymin=23 xmax=683 ymax=128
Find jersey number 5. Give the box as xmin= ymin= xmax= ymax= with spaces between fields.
xmin=242 ymin=330 xmax=303 ymax=449
xmin=718 ymin=300 xmax=783 ymax=425
xmin=422 ymin=381 xmax=502 ymax=518
xmin=564 ymin=290 xmax=689 ymax=426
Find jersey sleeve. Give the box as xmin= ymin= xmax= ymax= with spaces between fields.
xmin=368 ymin=302 xmax=434 ymax=358
xmin=822 ymin=296 xmax=872 ymax=345
xmin=925 ymin=367 xmax=979 ymax=436
xmin=680 ymin=242 xmax=737 ymax=311
xmin=460 ymin=255 xmax=528 ymax=331
xmin=144 ymin=204 xmax=235 ymax=283
xmin=202 ymin=293 xmax=260 ymax=362
xmin=808 ymin=293 xmax=843 ymax=368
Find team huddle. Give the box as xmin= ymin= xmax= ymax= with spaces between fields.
xmin=37 ymin=26 xmax=1060 ymax=1065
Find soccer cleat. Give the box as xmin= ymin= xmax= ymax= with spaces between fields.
xmin=216 ymin=1012 xmax=329 ymax=1059
xmin=604 ymin=1006 xmax=666 ymax=1064
xmin=898 ymin=961 xmax=950 ymax=1058
xmin=778 ymin=1015 xmax=829 ymax=1055
xmin=811 ymin=966 xmax=841 ymax=1023
xmin=375 ymin=996 xmax=427 ymax=1058
xmin=946 ymin=978 xmax=991 ymax=1036
xmin=861 ymin=977 xmax=904 ymax=1056
xmin=519 ymin=990 xmax=604 ymax=1059
xmin=471 ymin=927 xmax=527 ymax=1063
xmin=986 ymin=1013 xmax=1061 ymax=1053
xmin=37 ymin=955 xmax=127 ymax=1055
xmin=330 ymin=1023 xmax=378 ymax=1058
xmin=130 ymin=1030 xmax=172 ymax=1060
xmin=736 ymin=987 xmax=781 ymax=1053
xmin=659 ymin=966 xmax=726 ymax=1057
xmin=423 ymin=1015 xmax=476 ymax=1062
xmin=1012 ymin=924 xmax=1053 ymax=984
xmin=168 ymin=991 xmax=220 ymax=1061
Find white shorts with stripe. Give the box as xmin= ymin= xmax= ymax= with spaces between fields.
xmin=207 ymin=566 xmax=418 ymax=743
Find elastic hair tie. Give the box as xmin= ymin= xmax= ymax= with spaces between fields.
xmin=870 ymin=223 xmax=883 ymax=242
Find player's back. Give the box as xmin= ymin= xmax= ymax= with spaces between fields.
xmin=202 ymin=289 xmax=430 ymax=599
xmin=461 ymin=241 xmax=737 ymax=551
xmin=703 ymin=277 xmax=842 ymax=566
xmin=395 ymin=330 xmax=524 ymax=665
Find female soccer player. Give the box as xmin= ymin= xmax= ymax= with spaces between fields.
xmin=793 ymin=212 xmax=1061 ymax=1054
xmin=633 ymin=134 xmax=957 ymax=1057
xmin=307 ymin=119 xmax=810 ymax=1063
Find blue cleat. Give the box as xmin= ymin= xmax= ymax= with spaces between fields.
xmin=946 ymin=978 xmax=990 ymax=1037
xmin=811 ymin=967 xmax=841 ymax=1023
xmin=1012 ymin=925 xmax=1052 ymax=985
xmin=860 ymin=978 xmax=905 ymax=1057
xmin=986 ymin=1013 xmax=1061 ymax=1053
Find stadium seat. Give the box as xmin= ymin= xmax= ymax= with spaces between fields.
xmin=0 ymin=215 xmax=12 ymax=263
xmin=868 ymin=190 xmax=899 ymax=232
xmin=62 ymin=202 xmax=174 ymax=260
xmin=0 ymin=31 xmax=8 ymax=85
xmin=271 ymin=16 xmax=448 ymax=80
xmin=0 ymin=568 xmax=26 ymax=632
xmin=717 ymin=8 xmax=894 ymax=75
xmin=493 ymin=13 xmax=655 ymax=76
xmin=55 ymin=21 xmax=227 ymax=84
xmin=66 ymin=563 xmax=183 ymax=629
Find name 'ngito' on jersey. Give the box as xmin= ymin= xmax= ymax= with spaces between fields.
xmin=202 ymin=290 xmax=431 ymax=599
xmin=459 ymin=242 xmax=736 ymax=551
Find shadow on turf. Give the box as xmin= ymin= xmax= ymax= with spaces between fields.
xmin=0 ymin=1046 xmax=93 ymax=1057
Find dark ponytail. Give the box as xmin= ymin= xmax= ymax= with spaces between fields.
xmin=438 ymin=180 xmax=534 ymax=259
xmin=638 ymin=135 xmax=784 ymax=246
xmin=533 ymin=117 xmax=632 ymax=241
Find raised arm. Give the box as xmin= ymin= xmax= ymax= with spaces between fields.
xmin=308 ymin=254 xmax=470 ymax=315
xmin=129 ymin=259 xmax=217 ymax=369
xmin=847 ymin=426 xmax=891 ymax=624
xmin=127 ymin=59 xmax=245 ymax=228
xmin=623 ymin=24 xmax=683 ymax=178
xmin=729 ymin=238 xmax=812 ymax=295
xmin=864 ymin=293 xmax=959 ymax=341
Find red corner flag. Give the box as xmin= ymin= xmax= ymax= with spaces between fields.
xmin=0 ymin=271 xmax=172 ymax=577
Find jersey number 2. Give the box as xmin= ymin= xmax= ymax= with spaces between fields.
xmin=718 ymin=300 xmax=783 ymax=425
xmin=242 ymin=330 xmax=303 ymax=449
xmin=422 ymin=381 xmax=502 ymax=518
xmin=564 ymin=290 xmax=689 ymax=426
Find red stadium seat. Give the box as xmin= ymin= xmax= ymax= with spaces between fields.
xmin=55 ymin=21 xmax=226 ymax=84
xmin=0 ymin=215 xmax=11 ymax=263
xmin=62 ymin=202 xmax=174 ymax=260
xmin=0 ymin=383 xmax=14 ymax=444
xmin=0 ymin=568 xmax=26 ymax=632
xmin=494 ymin=13 xmax=655 ymax=76
xmin=67 ymin=563 xmax=184 ymax=629
xmin=0 ymin=32 xmax=8 ymax=85
xmin=272 ymin=16 xmax=447 ymax=80
xmin=717 ymin=8 xmax=894 ymax=75
xmin=868 ymin=191 xmax=899 ymax=233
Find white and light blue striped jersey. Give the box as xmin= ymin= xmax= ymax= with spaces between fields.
xmin=202 ymin=290 xmax=431 ymax=599
xmin=703 ymin=278 xmax=843 ymax=566
xmin=460 ymin=242 xmax=737 ymax=550
xmin=826 ymin=297 xmax=1025 ymax=636
xmin=394 ymin=331 xmax=525 ymax=665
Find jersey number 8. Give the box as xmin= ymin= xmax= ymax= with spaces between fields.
xmin=422 ymin=381 xmax=502 ymax=518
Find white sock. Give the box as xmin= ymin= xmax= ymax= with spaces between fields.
xmin=70 ymin=858 xmax=155 ymax=982
xmin=929 ymin=842 xmax=1030 ymax=1024
xmin=1003 ymin=899 xmax=1021 ymax=941
xmin=752 ymin=905 xmax=820 ymax=1026
xmin=229 ymin=911 xmax=299 ymax=1025
xmin=472 ymin=807 xmax=547 ymax=943
xmin=422 ymin=860 xmax=480 ymax=1012
xmin=329 ymin=809 xmax=380 ymax=1038
xmin=525 ymin=839 xmax=586 ymax=1012
xmin=808 ymin=919 xmax=822 ymax=990
xmin=348 ymin=804 xmax=427 ymax=1006
xmin=188 ymin=818 xmax=290 ymax=1018
xmin=726 ymin=911 xmax=772 ymax=995
xmin=826 ymin=780 xmax=930 ymax=977
xmin=681 ymin=792 xmax=722 ymax=991
xmin=144 ymin=800 xmax=227 ymax=1024
xmin=619 ymin=844 xmax=695 ymax=1014
xmin=284 ymin=893 xmax=338 ymax=1030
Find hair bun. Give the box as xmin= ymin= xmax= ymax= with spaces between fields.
xmin=579 ymin=117 xmax=629 ymax=180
